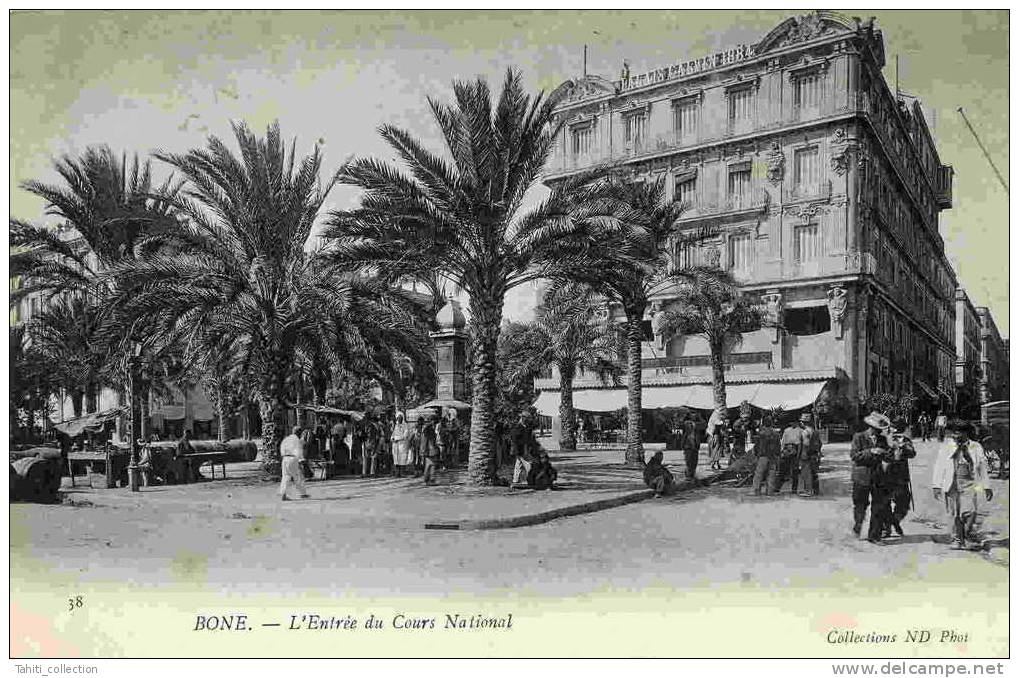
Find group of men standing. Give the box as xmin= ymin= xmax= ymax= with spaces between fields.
xmin=750 ymin=412 xmax=824 ymax=497
xmin=279 ymin=408 xmax=465 ymax=500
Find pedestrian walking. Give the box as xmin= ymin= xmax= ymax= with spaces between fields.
xmin=934 ymin=410 xmax=948 ymax=442
xmin=279 ymin=425 xmax=310 ymax=501
xmin=917 ymin=412 xmax=930 ymax=442
xmin=409 ymin=417 xmax=425 ymax=477
xmin=681 ymin=416 xmax=700 ymax=481
xmin=176 ymin=429 xmax=196 ymax=481
xmin=390 ymin=412 xmax=413 ymax=477
xmin=850 ymin=412 xmax=893 ymax=543
xmin=798 ymin=412 xmax=823 ymax=497
xmin=932 ymin=420 xmax=993 ymax=550
xmin=751 ymin=415 xmax=781 ymax=494
xmin=883 ymin=418 xmax=916 ymax=537
xmin=774 ymin=419 xmax=804 ymax=494
xmin=643 ymin=450 xmax=674 ymax=498
xmin=707 ymin=411 xmax=727 ymax=471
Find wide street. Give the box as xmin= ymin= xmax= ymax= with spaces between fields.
xmin=12 ymin=439 xmax=1008 ymax=596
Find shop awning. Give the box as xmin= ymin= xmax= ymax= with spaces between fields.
xmin=52 ymin=407 xmax=126 ymax=437
xmin=534 ymin=380 xmax=829 ymax=416
xmin=749 ymin=381 xmax=827 ymax=410
xmin=417 ymin=398 xmax=472 ymax=411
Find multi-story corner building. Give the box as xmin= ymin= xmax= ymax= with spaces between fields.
xmin=977 ymin=306 xmax=1009 ymax=406
xmin=534 ymin=11 xmax=958 ymax=428
xmin=954 ymin=288 xmax=982 ymax=418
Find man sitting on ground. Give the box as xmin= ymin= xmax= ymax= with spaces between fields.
xmin=526 ymin=451 xmax=558 ymax=490
xmin=643 ymin=451 xmax=674 ymax=498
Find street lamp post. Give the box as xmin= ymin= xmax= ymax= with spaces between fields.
xmin=127 ymin=344 xmax=143 ymax=492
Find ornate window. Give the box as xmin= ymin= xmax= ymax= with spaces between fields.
xmin=623 ymin=111 xmax=647 ymax=149
xmin=729 ymin=233 xmax=753 ymax=274
xmin=794 ymin=72 xmax=823 ymax=111
xmin=570 ymin=124 xmax=593 ymax=160
xmin=673 ymin=98 xmax=698 ymax=142
xmin=793 ymin=222 xmax=821 ymax=263
xmin=727 ymin=86 xmax=755 ymax=132
xmin=674 ymin=173 xmax=697 ymax=207
xmin=727 ymin=164 xmax=752 ymax=210
xmin=675 ymin=240 xmax=698 ymax=269
xmin=793 ymin=146 xmax=820 ymax=190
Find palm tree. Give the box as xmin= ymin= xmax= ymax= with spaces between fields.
xmin=500 ymin=283 xmax=620 ymax=450
xmin=654 ymin=273 xmax=767 ymax=420
xmin=10 ymin=146 xmax=180 ymax=302
xmin=26 ymin=296 xmax=106 ymax=418
xmin=113 ymin=121 xmax=430 ymax=478
xmin=551 ymin=175 xmax=721 ymax=465
xmin=10 ymin=146 xmax=182 ymax=424
xmin=324 ymin=69 xmax=608 ymax=484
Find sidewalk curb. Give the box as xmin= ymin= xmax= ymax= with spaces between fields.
xmin=423 ymin=470 xmax=728 ymax=531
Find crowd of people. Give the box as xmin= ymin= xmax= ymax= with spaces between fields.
xmin=642 ymin=405 xmax=999 ymax=552
xmin=277 ymin=408 xmax=562 ymax=500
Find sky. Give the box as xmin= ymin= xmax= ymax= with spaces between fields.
xmin=9 ymin=9 xmax=1009 ymax=334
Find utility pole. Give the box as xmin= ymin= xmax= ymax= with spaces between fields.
xmin=958 ymin=107 xmax=1009 ymax=194
xmin=583 ymin=44 xmax=588 ymax=78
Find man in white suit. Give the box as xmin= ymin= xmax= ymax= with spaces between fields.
xmin=932 ymin=421 xmax=992 ymax=549
xmin=279 ymin=425 xmax=310 ymax=501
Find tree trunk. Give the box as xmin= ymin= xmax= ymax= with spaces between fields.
xmin=558 ymin=365 xmax=577 ymax=451
xmin=216 ymin=379 xmax=227 ymax=443
xmin=466 ymin=292 xmax=505 ymax=485
xmin=70 ymin=389 xmax=83 ymax=419
xmin=85 ymin=382 xmax=97 ymax=414
xmin=709 ymin=337 xmax=728 ymax=418
xmin=624 ymin=304 xmax=646 ymax=467
xmin=258 ymin=358 xmax=289 ymax=481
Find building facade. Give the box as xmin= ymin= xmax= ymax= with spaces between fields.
xmin=977 ymin=306 xmax=1009 ymax=405
xmin=954 ymin=288 xmax=982 ymax=418
xmin=535 ymin=11 xmax=958 ymax=426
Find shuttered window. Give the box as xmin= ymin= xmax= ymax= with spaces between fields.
xmin=728 ymin=168 xmax=752 ymax=208
xmin=728 ymin=87 xmax=754 ymax=123
xmin=795 ymin=72 xmax=822 ymax=110
xmin=794 ymin=146 xmax=820 ymax=188
xmin=794 ymin=223 xmax=821 ymax=263
xmin=729 ymin=233 xmax=753 ymax=273
xmin=675 ymin=175 xmax=697 ymax=207
xmin=624 ymin=112 xmax=647 ymax=147
xmin=675 ymin=241 xmax=698 ymax=269
xmin=673 ymin=101 xmax=698 ymax=140
xmin=571 ymin=125 xmax=593 ymax=158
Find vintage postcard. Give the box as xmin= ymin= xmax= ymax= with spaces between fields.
xmin=8 ymin=8 xmax=1009 ymax=664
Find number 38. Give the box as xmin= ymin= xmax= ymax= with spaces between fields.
xmin=68 ymin=595 xmax=83 ymax=611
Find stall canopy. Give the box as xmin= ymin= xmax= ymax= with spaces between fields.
xmin=297 ymin=405 xmax=364 ymax=421
xmin=52 ymin=407 xmax=126 ymax=437
xmin=417 ymin=398 xmax=472 ymax=411
xmin=534 ymin=381 xmax=829 ymax=415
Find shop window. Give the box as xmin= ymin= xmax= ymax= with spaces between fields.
xmin=784 ymin=305 xmax=830 ymax=336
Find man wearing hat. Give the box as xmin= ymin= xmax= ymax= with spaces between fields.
xmin=883 ymin=418 xmax=917 ymax=537
xmin=932 ymin=420 xmax=993 ymax=549
xmin=798 ymin=412 xmax=823 ymax=497
xmin=849 ymin=412 xmax=893 ymax=542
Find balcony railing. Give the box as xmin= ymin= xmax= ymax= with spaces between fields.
xmin=787 ymin=180 xmax=832 ymax=202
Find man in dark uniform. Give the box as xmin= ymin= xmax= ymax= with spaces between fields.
xmin=883 ymin=418 xmax=917 ymax=537
xmin=681 ymin=416 xmax=700 ymax=481
xmin=850 ymin=412 xmax=894 ymax=543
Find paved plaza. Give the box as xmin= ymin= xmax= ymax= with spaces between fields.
xmin=10 ymin=440 xmax=1008 ymax=598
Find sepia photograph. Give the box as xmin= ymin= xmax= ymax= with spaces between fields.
xmin=7 ymin=7 xmax=1010 ymax=663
